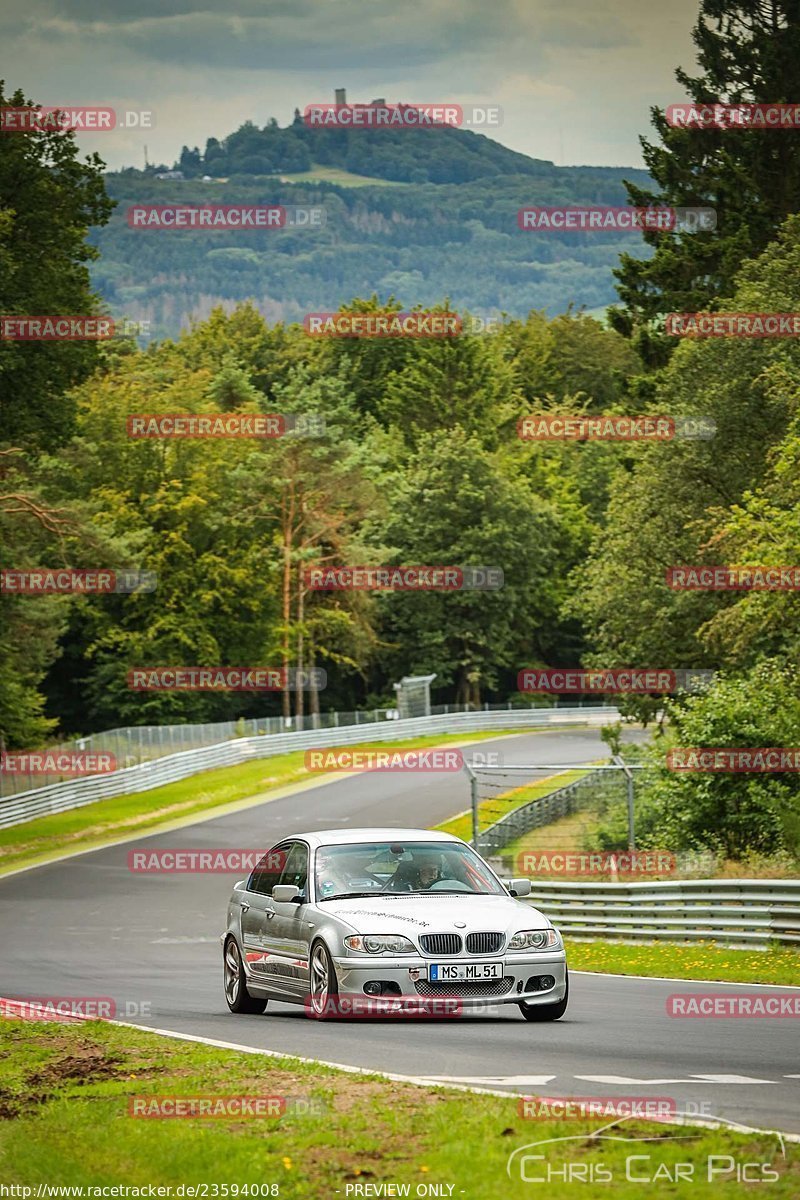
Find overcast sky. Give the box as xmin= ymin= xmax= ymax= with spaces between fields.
xmin=3 ymin=0 xmax=700 ymax=171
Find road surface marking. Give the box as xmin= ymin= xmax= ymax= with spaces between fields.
xmin=576 ymin=1074 xmax=771 ymax=1085
xmin=423 ymin=1075 xmax=557 ymax=1085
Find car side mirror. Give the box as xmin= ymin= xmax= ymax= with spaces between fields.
xmin=233 ymin=879 xmax=247 ymax=891
xmin=272 ymin=883 xmax=303 ymax=904
xmin=507 ymin=878 xmax=531 ymax=898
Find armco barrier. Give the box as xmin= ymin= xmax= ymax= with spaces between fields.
xmin=525 ymin=879 xmax=800 ymax=949
xmin=0 ymin=706 xmax=618 ymax=830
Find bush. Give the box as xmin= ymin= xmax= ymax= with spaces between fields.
xmin=629 ymin=663 xmax=800 ymax=858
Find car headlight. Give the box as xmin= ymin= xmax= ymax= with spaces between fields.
xmin=343 ymin=934 xmax=416 ymax=955
xmin=507 ymin=928 xmax=561 ymax=950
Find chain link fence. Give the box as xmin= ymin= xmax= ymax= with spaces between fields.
xmin=463 ymin=761 xmax=651 ymax=866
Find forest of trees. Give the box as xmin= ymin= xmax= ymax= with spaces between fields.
xmin=94 ymin=162 xmax=653 ymax=339
xmin=3 ymin=1 xmax=800 ymax=861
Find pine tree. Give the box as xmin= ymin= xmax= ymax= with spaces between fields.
xmin=611 ymin=1 xmax=800 ymax=357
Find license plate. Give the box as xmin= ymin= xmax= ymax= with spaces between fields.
xmin=429 ymin=962 xmax=503 ymax=982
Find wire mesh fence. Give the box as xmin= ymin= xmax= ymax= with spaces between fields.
xmin=467 ymin=761 xmax=728 ymax=882
xmin=463 ymin=761 xmax=659 ymax=878
xmin=472 ymin=766 xmax=623 ymax=856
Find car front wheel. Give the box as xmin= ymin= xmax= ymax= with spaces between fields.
xmin=224 ymin=937 xmax=267 ymax=1014
xmin=518 ymin=969 xmax=569 ymax=1022
xmin=308 ymin=940 xmax=338 ymax=1019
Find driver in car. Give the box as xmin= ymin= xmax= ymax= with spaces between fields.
xmin=413 ymin=851 xmax=442 ymax=890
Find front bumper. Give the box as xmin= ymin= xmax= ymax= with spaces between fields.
xmin=331 ymin=951 xmax=567 ymax=1007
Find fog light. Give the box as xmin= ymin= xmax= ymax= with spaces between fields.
xmin=525 ymin=975 xmax=556 ymax=992
xmin=364 ymin=981 xmax=382 ymax=996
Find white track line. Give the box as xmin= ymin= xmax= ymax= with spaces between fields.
xmin=573 ymin=970 xmax=800 ymax=990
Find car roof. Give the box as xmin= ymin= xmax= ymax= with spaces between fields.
xmin=281 ymin=828 xmax=466 ymax=848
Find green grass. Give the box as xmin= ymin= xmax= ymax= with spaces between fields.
xmin=0 ymin=729 xmax=537 ymax=876
xmin=278 ymin=163 xmax=409 ymax=187
xmin=434 ymin=767 xmax=591 ymax=843
xmin=0 ymin=1019 xmax=796 ymax=1196
xmin=566 ymin=939 xmax=800 ymax=985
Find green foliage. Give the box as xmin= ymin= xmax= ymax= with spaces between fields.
xmin=377 ymin=428 xmax=565 ymax=703
xmin=572 ymin=213 xmax=800 ymax=678
xmin=631 ymin=665 xmax=800 ymax=858
xmin=91 ymin=161 xmax=654 ymax=340
xmin=0 ymin=81 xmax=113 ymax=450
xmin=612 ymin=1 xmax=800 ymax=342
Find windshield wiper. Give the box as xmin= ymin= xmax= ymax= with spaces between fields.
xmin=318 ymin=890 xmax=386 ymax=901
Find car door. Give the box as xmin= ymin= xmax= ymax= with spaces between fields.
xmin=267 ymin=840 xmax=311 ymax=997
xmin=240 ymin=845 xmax=286 ymax=990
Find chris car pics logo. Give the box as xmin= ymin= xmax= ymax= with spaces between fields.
xmin=506 ymin=1118 xmax=785 ymax=1184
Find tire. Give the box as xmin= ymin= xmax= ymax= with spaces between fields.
xmin=518 ymin=969 xmax=569 ymax=1022
xmin=224 ymin=937 xmax=267 ymax=1014
xmin=308 ymin=940 xmax=339 ymax=1020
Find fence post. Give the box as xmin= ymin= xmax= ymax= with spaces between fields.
xmin=613 ymin=755 xmax=636 ymax=850
xmin=462 ymin=761 xmax=479 ymax=849
xmin=471 ymin=773 xmax=480 ymax=849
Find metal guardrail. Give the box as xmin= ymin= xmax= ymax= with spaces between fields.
xmin=0 ymin=706 xmax=619 ymax=830
xmin=0 ymin=698 xmax=615 ymax=798
xmin=525 ymin=879 xmax=800 ymax=949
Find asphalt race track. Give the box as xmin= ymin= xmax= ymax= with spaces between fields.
xmin=1 ymin=727 xmax=798 ymax=1135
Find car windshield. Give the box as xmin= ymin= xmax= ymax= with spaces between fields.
xmin=314 ymin=840 xmax=506 ymax=900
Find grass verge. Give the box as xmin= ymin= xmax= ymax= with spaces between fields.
xmin=566 ymin=939 xmax=800 ymax=986
xmin=0 ymin=1018 xmax=796 ymax=1197
xmin=0 ymin=729 xmax=538 ymax=877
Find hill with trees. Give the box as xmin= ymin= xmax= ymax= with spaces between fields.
xmin=93 ymin=121 xmax=653 ymax=338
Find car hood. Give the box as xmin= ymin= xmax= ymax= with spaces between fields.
xmin=320 ymin=892 xmax=549 ymax=934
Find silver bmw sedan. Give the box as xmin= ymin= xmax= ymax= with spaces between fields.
xmin=222 ymin=827 xmax=568 ymax=1021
